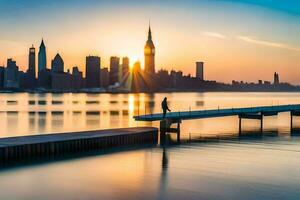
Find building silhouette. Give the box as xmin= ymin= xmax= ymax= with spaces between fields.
xmin=4 ymin=59 xmax=19 ymax=88
xmin=51 ymin=53 xmax=64 ymax=73
xmin=22 ymin=45 xmax=37 ymax=88
xmin=38 ymin=69 xmax=51 ymax=88
xmin=28 ymin=45 xmax=36 ymax=78
xmin=100 ymin=67 xmax=109 ymax=88
xmin=50 ymin=54 xmax=73 ymax=91
xmin=109 ymin=56 xmax=120 ymax=85
xmin=38 ymin=39 xmax=47 ymax=73
xmin=86 ymin=56 xmax=101 ymax=88
xmin=144 ymin=24 xmax=155 ymax=74
xmin=1 ymin=22 xmax=297 ymax=93
xmin=72 ymin=67 xmax=84 ymax=90
xmin=196 ymin=62 xmax=204 ymax=80
xmin=51 ymin=70 xmax=72 ymax=91
xmin=274 ymin=72 xmax=280 ymax=85
xmin=122 ymin=57 xmax=129 ymax=82
xmin=0 ymin=66 xmax=4 ymax=89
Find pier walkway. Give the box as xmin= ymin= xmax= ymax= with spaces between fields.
xmin=134 ymin=104 xmax=300 ymax=121
xmin=134 ymin=104 xmax=300 ymax=143
xmin=0 ymin=127 xmax=158 ymax=163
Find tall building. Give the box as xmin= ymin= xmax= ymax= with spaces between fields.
xmin=38 ymin=69 xmax=51 ymax=88
xmin=0 ymin=66 xmax=4 ymax=89
xmin=196 ymin=62 xmax=204 ymax=80
xmin=51 ymin=53 xmax=64 ymax=73
xmin=38 ymin=39 xmax=47 ymax=73
xmin=4 ymin=58 xmax=19 ymax=88
xmin=100 ymin=67 xmax=109 ymax=88
xmin=122 ymin=57 xmax=129 ymax=79
xmin=144 ymin=24 xmax=155 ymax=74
xmin=86 ymin=56 xmax=101 ymax=88
xmin=109 ymin=56 xmax=120 ymax=85
xmin=28 ymin=45 xmax=36 ymax=78
xmin=72 ymin=66 xmax=84 ymax=90
xmin=51 ymin=70 xmax=72 ymax=91
xmin=274 ymin=72 xmax=280 ymax=85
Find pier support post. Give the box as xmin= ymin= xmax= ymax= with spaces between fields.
xmin=291 ymin=111 xmax=293 ymax=131
xmin=160 ymin=119 xmax=181 ymax=144
xmin=239 ymin=116 xmax=242 ymax=135
xmin=177 ymin=122 xmax=181 ymax=144
xmin=239 ymin=113 xmax=266 ymax=135
xmin=260 ymin=114 xmax=263 ymax=133
xmin=160 ymin=120 xmax=167 ymax=145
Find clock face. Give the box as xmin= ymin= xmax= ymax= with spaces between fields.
xmin=144 ymin=47 xmax=151 ymax=55
xmin=151 ymin=49 xmax=155 ymax=54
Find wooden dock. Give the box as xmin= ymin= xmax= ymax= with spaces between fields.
xmin=0 ymin=127 xmax=158 ymax=162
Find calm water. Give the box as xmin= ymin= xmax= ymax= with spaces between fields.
xmin=1 ymin=92 xmax=300 ymax=199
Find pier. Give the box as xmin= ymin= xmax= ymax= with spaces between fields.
xmin=0 ymin=127 xmax=158 ymax=163
xmin=134 ymin=104 xmax=300 ymax=142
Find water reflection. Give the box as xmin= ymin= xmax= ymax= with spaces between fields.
xmin=0 ymin=92 xmax=300 ymax=139
xmin=38 ymin=113 xmax=46 ymax=133
xmin=157 ymin=147 xmax=169 ymax=199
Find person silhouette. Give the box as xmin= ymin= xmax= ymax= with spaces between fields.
xmin=161 ymin=97 xmax=171 ymax=118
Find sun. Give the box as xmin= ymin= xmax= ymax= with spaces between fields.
xmin=128 ymin=55 xmax=140 ymax=69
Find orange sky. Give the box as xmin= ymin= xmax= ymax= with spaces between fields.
xmin=0 ymin=1 xmax=299 ymax=84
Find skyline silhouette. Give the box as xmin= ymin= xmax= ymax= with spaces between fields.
xmin=0 ymin=0 xmax=299 ymax=84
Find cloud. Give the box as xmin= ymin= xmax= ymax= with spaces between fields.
xmin=202 ymin=31 xmax=227 ymax=39
xmin=237 ymin=35 xmax=300 ymax=52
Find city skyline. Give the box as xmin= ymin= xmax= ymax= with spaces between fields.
xmin=0 ymin=0 xmax=299 ymax=83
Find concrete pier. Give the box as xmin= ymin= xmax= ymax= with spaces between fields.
xmin=0 ymin=127 xmax=158 ymax=163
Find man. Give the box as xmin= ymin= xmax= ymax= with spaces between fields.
xmin=161 ymin=97 xmax=171 ymax=118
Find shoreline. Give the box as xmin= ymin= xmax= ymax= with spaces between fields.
xmin=1 ymin=89 xmax=300 ymax=94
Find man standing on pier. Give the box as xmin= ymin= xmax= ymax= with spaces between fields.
xmin=162 ymin=97 xmax=171 ymax=118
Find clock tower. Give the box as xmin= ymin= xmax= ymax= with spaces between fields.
xmin=144 ymin=24 xmax=155 ymax=74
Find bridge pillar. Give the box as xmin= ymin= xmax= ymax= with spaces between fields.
xmin=260 ymin=114 xmax=263 ymax=133
xmin=291 ymin=111 xmax=293 ymax=131
xmin=160 ymin=119 xmax=181 ymax=144
xmin=238 ymin=113 xmax=264 ymax=134
xmin=290 ymin=110 xmax=300 ymax=131
xmin=177 ymin=122 xmax=181 ymax=143
xmin=239 ymin=117 xmax=242 ymax=135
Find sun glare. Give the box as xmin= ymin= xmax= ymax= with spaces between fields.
xmin=129 ymin=55 xmax=140 ymax=69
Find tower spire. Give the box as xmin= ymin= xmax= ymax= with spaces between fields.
xmin=148 ymin=21 xmax=152 ymax=41
xmin=40 ymin=38 xmax=45 ymax=48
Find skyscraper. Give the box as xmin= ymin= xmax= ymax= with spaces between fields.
xmin=51 ymin=53 xmax=64 ymax=73
xmin=122 ymin=57 xmax=129 ymax=79
xmin=100 ymin=67 xmax=109 ymax=88
xmin=109 ymin=56 xmax=120 ymax=85
xmin=38 ymin=39 xmax=47 ymax=73
xmin=196 ymin=62 xmax=204 ymax=80
xmin=274 ymin=72 xmax=280 ymax=85
xmin=144 ymin=24 xmax=155 ymax=74
xmin=28 ymin=45 xmax=36 ymax=78
xmin=4 ymin=58 xmax=19 ymax=88
xmin=72 ymin=66 xmax=84 ymax=90
xmin=86 ymin=56 xmax=101 ymax=88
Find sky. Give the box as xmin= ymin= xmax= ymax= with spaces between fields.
xmin=0 ymin=0 xmax=299 ymax=83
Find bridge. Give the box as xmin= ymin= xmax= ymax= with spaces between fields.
xmin=134 ymin=104 xmax=300 ymax=143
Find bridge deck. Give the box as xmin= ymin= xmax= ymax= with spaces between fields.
xmin=134 ymin=104 xmax=300 ymax=122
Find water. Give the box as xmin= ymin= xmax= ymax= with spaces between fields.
xmin=1 ymin=92 xmax=300 ymax=199
xmin=1 ymin=92 xmax=300 ymax=138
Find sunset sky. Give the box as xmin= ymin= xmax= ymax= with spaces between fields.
xmin=0 ymin=0 xmax=299 ymax=83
